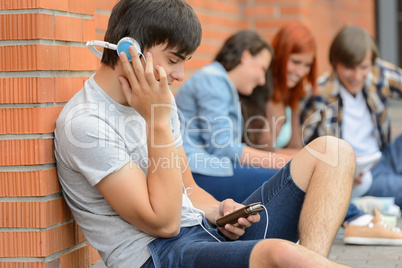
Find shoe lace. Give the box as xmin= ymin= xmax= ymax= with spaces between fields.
xmin=377 ymin=221 xmax=401 ymax=233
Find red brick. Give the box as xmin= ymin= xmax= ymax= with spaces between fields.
xmin=0 ymin=0 xmax=39 ymax=9
xmin=280 ymin=6 xmax=311 ymax=16
xmin=255 ymin=0 xmax=309 ymax=2
xmin=94 ymin=0 xmax=115 ymax=10
xmin=55 ymin=16 xmax=83 ymax=42
xmin=1 ymin=0 xmax=41 ymax=10
xmin=0 ymin=77 xmax=51 ymax=103
xmin=0 ymin=106 xmax=63 ymax=134
xmin=201 ymin=28 xmax=235 ymax=42
xmin=40 ymin=46 xmax=71 ymax=70
xmin=0 ymin=198 xmax=72 ymax=228
xmin=82 ymin=19 xmax=96 ymax=42
xmin=95 ymin=0 xmax=118 ymax=10
xmin=0 ymin=0 xmax=69 ymax=12
xmin=255 ymin=19 xmax=299 ymax=30
xmin=73 ymin=221 xmax=87 ymax=244
xmin=95 ymin=32 xmax=105 ymax=42
xmin=0 ymin=259 xmax=60 ymax=268
xmin=39 ymin=0 xmax=69 ymax=11
xmin=69 ymin=47 xmax=98 ymax=71
xmin=189 ymin=0 xmax=240 ymax=14
xmin=54 ymin=77 xmax=86 ymax=102
xmin=195 ymin=42 xmax=221 ymax=55
xmin=0 ymin=139 xmax=54 ymax=166
xmin=0 ymin=14 xmax=54 ymax=40
xmin=48 ymin=0 xmax=69 ymax=12
xmin=60 ymin=245 xmax=88 ymax=268
xmin=68 ymin=0 xmax=94 ymax=15
xmin=0 ymin=45 xmax=63 ymax=71
xmin=0 ymin=222 xmax=75 ymax=257
xmin=0 ymin=45 xmax=98 ymax=71
xmin=94 ymin=13 xmax=109 ymax=33
xmin=88 ymin=245 xmax=101 ymax=266
xmin=196 ymin=13 xmax=244 ymax=28
xmin=0 ymin=77 xmax=84 ymax=104
xmin=245 ymin=6 xmax=275 ymax=16
xmin=53 ymin=77 xmax=83 ymax=102
xmin=0 ymin=168 xmax=61 ymax=197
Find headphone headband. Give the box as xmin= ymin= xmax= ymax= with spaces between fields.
xmin=86 ymin=41 xmax=117 ymax=59
xmin=86 ymin=37 xmax=143 ymax=62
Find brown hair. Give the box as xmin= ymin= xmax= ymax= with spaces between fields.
xmin=102 ymin=0 xmax=202 ymax=69
xmin=329 ymin=25 xmax=378 ymax=68
xmin=215 ymin=30 xmax=273 ymax=72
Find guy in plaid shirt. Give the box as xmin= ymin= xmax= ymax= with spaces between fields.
xmin=301 ymin=25 xmax=402 ymax=246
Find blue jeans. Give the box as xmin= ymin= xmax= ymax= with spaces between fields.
xmin=193 ymin=164 xmax=278 ymax=203
xmin=344 ymin=203 xmax=366 ymax=222
xmin=142 ymin=161 xmax=305 ymax=268
xmin=366 ymin=134 xmax=402 ymax=207
xmin=193 ymin=162 xmax=364 ymax=223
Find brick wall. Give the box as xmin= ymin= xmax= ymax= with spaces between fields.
xmin=0 ymin=0 xmax=375 ymax=267
xmin=0 ymin=0 xmax=100 ymax=267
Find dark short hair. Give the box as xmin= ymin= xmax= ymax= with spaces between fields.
xmin=102 ymin=0 xmax=202 ymax=69
xmin=329 ymin=25 xmax=378 ymax=68
xmin=214 ymin=30 xmax=273 ymax=72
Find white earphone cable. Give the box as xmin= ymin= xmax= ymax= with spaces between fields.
xmin=182 ymin=183 xmax=269 ymax=241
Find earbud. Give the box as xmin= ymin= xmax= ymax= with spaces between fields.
xmin=86 ymin=37 xmax=145 ymax=62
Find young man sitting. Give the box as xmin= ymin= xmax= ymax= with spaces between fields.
xmin=302 ymin=25 xmax=402 ymax=246
xmin=55 ymin=0 xmax=355 ymax=266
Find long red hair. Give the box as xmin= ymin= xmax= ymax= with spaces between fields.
xmin=271 ymin=22 xmax=318 ymax=109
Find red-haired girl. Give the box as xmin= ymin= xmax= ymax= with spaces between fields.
xmin=241 ymin=22 xmax=317 ymax=153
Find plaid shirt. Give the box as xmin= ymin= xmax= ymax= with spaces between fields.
xmin=301 ymin=58 xmax=402 ymax=149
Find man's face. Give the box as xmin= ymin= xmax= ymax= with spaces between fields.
xmin=237 ymin=48 xmax=272 ymax=96
xmin=334 ymin=49 xmax=372 ymax=95
xmin=145 ymin=43 xmax=194 ymax=86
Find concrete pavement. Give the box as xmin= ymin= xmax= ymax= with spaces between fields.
xmin=329 ymin=217 xmax=402 ymax=267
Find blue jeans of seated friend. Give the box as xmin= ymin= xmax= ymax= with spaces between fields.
xmin=344 ymin=203 xmax=366 ymax=223
xmin=141 ymin=161 xmax=305 ymax=268
xmin=193 ymin=164 xmax=278 ymax=203
xmin=366 ymin=134 xmax=402 ymax=207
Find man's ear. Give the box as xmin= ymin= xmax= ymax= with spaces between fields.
xmin=331 ymin=61 xmax=339 ymax=73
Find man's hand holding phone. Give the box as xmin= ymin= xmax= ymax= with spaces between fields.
xmin=215 ymin=200 xmax=262 ymax=240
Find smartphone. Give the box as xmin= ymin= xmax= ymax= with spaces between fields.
xmin=215 ymin=202 xmax=264 ymax=227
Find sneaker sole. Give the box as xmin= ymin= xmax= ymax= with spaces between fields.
xmin=344 ymin=237 xmax=402 ymax=246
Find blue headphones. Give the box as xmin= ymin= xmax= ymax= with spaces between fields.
xmin=86 ymin=37 xmax=145 ymax=62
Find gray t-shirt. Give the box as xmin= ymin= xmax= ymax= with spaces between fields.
xmin=54 ymin=75 xmax=204 ymax=267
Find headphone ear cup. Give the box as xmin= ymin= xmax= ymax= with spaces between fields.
xmin=116 ymin=37 xmax=142 ymax=62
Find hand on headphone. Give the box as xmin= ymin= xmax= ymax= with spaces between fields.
xmin=119 ymin=46 xmax=172 ymax=124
